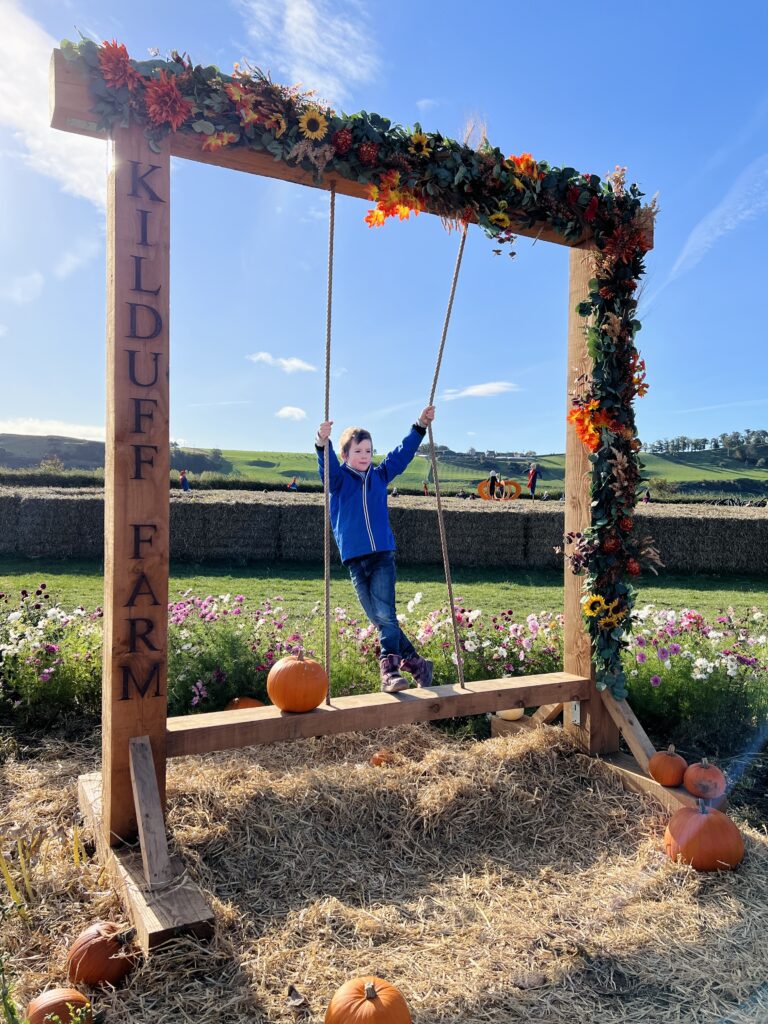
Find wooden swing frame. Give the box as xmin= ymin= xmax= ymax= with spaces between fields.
xmin=50 ymin=48 xmax=680 ymax=951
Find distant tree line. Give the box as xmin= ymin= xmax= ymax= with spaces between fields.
xmin=641 ymin=429 xmax=768 ymax=466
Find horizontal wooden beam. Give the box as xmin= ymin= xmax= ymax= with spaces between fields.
xmin=50 ymin=49 xmax=653 ymax=252
xmin=166 ymin=672 xmax=590 ymax=757
xmin=78 ymin=773 xmax=214 ymax=951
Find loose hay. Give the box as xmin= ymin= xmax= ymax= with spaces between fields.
xmin=2 ymin=725 xmax=768 ymax=1022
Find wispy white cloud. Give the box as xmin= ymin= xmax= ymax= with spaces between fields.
xmin=0 ymin=417 xmax=105 ymax=440
xmin=669 ymin=153 xmax=768 ymax=283
xmin=443 ymin=381 xmax=518 ymax=401
xmin=1 ymin=271 xmax=44 ymax=304
xmin=275 ymin=405 xmax=307 ymax=421
xmin=700 ymin=95 xmax=768 ymax=178
xmin=416 ymin=98 xmax=438 ymax=114
xmin=54 ymin=236 xmax=102 ymax=279
xmin=247 ymin=350 xmax=318 ymax=373
xmin=366 ymin=398 xmax=420 ymax=420
xmin=674 ymin=397 xmax=768 ymax=415
xmin=233 ymin=0 xmax=381 ymax=105
xmin=0 ymin=0 xmax=107 ymax=207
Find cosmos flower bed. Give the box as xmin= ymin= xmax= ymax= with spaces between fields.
xmin=1 ymin=585 xmax=765 ymax=757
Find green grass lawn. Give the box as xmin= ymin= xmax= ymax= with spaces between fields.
xmin=216 ymin=446 xmax=768 ymax=490
xmin=2 ymin=558 xmax=766 ymax=619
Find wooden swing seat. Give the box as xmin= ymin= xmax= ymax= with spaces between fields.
xmin=166 ymin=671 xmax=589 ymax=757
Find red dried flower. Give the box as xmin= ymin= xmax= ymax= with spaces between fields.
xmin=626 ymin=558 xmax=642 ymax=577
xmin=584 ymin=196 xmax=599 ymax=221
xmin=358 ymin=141 xmax=380 ymax=166
xmin=332 ymin=128 xmax=353 ymax=154
xmin=618 ymin=517 xmax=634 ymax=532
xmin=599 ymin=286 xmax=614 ymax=299
xmin=567 ymin=186 xmax=580 ymax=205
xmin=98 ymin=40 xmax=142 ymax=92
xmin=144 ymin=70 xmax=192 ymax=132
xmin=601 ymin=535 xmax=622 ymax=554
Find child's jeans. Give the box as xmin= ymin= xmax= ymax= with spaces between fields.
xmin=346 ymin=551 xmax=417 ymax=660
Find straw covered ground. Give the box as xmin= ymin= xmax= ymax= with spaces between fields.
xmin=2 ymin=725 xmax=768 ymax=1023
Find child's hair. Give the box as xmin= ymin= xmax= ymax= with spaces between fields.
xmin=338 ymin=426 xmax=372 ymax=459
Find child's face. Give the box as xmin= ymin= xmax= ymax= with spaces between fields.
xmin=344 ymin=438 xmax=372 ymax=472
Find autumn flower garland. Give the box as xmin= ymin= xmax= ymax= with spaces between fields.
xmin=62 ymin=39 xmax=657 ymax=697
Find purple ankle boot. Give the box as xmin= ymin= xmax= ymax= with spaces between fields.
xmin=380 ymin=654 xmax=408 ymax=693
xmin=400 ymin=654 xmax=434 ymax=687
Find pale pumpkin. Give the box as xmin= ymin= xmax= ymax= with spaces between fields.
xmin=497 ymin=707 xmax=526 ymax=721
xmin=267 ymin=652 xmax=328 ymax=713
xmin=27 ymin=988 xmax=92 ymax=1024
xmin=664 ymin=800 xmax=744 ymax=871
xmin=66 ymin=920 xmax=137 ymax=987
xmin=224 ymin=696 xmax=265 ymax=711
xmin=683 ymin=758 xmax=727 ymax=800
xmin=325 ymin=977 xmax=411 ymax=1024
xmin=648 ymin=745 xmax=688 ymax=787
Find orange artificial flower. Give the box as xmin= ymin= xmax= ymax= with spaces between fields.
xmin=364 ymin=171 xmax=424 ymax=228
xmin=144 ymin=70 xmax=192 ymax=132
xmin=202 ymin=130 xmax=239 ymax=151
xmin=507 ymin=152 xmax=543 ymax=179
xmin=98 ymin=40 xmax=142 ymax=92
xmin=567 ymin=400 xmax=622 ymax=453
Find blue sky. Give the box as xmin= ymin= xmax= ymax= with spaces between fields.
xmin=1 ymin=0 xmax=767 ymax=457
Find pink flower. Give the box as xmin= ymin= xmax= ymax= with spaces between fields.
xmin=650 ymin=675 xmax=661 ymax=687
xmin=636 ymin=651 xmax=647 ymax=664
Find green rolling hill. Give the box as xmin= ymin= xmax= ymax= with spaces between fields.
xmin=1 ymin=434 xmax=767 ymax=495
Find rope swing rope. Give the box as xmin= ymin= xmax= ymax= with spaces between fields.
xmin=323 ymin=184 xmax=336 ymax=705
xmin=426 ymin=223 xmax=469 ymax=688
xmin=321 ymin=194 xmax=469 ymax=695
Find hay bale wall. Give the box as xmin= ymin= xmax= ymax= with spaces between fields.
xmin=0 ymin=487 xmax=766 ymax=574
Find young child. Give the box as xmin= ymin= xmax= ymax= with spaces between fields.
xmin=316 ymin=407 xmax=436 ymax=694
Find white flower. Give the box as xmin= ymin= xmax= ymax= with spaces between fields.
xmin=752 ymin=611 xmax=764 ymax=621
xmin=464 ymin=640 xmax=477 ymax=653
xmin=468 ymin=609 xmax=482 ymax=623
xmin=630 ymin=669 xmax=638 ymax=677
xmin=396 ymin=613 xmax=406 ymax=623
xmin=707 ymin=630 xmax=723 ymax=640
xmin=7 ymin=611 xmax=21 ymax=623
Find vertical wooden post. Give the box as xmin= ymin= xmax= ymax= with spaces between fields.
xmin=563 ymin=249 xmax=620 ymax=755
xmin=102 ymin=126 xmax=170 ymax=845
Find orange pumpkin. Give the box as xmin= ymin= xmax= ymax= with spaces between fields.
xmin=370 ymin=748 xmax=395 ymax=766
xmin=648 ymin=745 xmax=688 ymax=787
xmin=683 ymin=758 xmax=727 ymax=800
xmin=325 ymin=977 xmax=411 ymax=1024
xmin=664 ymin=801 xmax=744 ymax=871
xmin=267 ymin=652 xmax=328 ymax=713
xmin=224 ymin=696 xmax=265 ymax=711
xmin=66 ymin=920 xmax=137 ymax=987
xmin=27 ymin=988 xmax=92 ymax=1024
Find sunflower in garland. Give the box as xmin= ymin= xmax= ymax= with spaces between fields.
xmin=298 ymin=106 xmax=329 ymax=140
xmin=583 ymin=594 xmax=608 ymax=617
xmin=408 ymin=131 xmax=431 ymax=157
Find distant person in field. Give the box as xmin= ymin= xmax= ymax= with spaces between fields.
xmin=180 ymin=469 xmax=190 ymax=493
xmin=423 ymin=480 xmax=429 ymax=496
xmin=527 ymin=462 xmax=542 ymax=501
xmin=643 ymin=488 xmax=651 ymax=503
xmin=488 ymin=468 xmax=499 ymax=499
xmin=287 ymin=476 xmax=299 ymax=491
xmin=315 ymin=407 xmax=437 ymax=694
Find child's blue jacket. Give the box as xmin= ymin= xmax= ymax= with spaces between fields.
xmin=316 ymin=424 xmax=426 ymax=563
